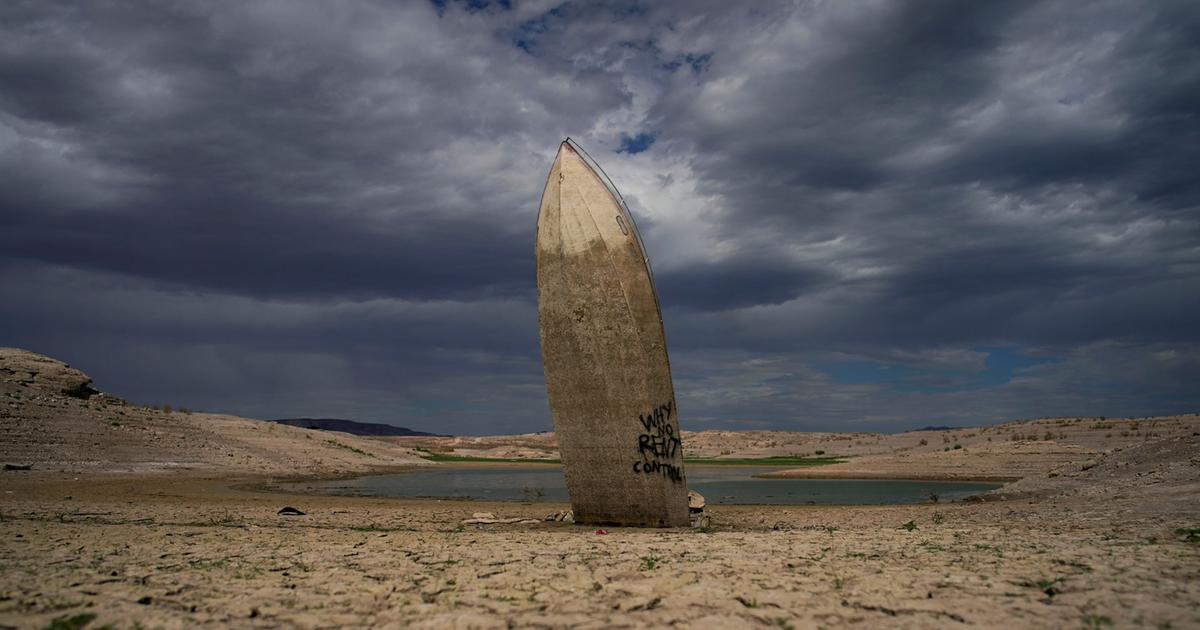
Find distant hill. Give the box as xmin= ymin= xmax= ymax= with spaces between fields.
xmin=270 ymin=417 xmax=444 ymax=437
xmin=910 ymin=426 xmax=960 ymax=432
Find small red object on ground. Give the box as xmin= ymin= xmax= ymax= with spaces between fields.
xmin=594 ymin=528 xmax=608 ymax=535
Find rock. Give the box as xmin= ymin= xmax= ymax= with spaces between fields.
xmin=4 ymin=463 xmax=32 ymax=471
xmin=462 ymin=515 xmax=541 ymax=525
xmin=619 ymin=595 xmax=662 ymax=611
xmin=688 ymin=490 xmax=706 ymax=511
xmin=412 ymin=612 xmax=506 ymax=630
xmin=277 ymin=506 xmax=305 ymax=516
xmin=543 ymin=509 xmax=575 ymax=522
xmin=0 ymin=348 xmax=100 ymax=399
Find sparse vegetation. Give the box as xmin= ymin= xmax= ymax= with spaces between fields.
xmin=1082 ymin=614 xmax=1113 ymax=628
xmin=326 ymin=440 xmax=375 ymax=458
xmin=1175 ymin=528 xmax=1200 ymax=544
xmin=414 ymin=447 xmax=559 ymax=464
xmin=900 ymin=520 xmax=918 ymax=531
xmin=684 ymin=455 xmax=846 ymax=466
xmin=40 ymin=613 xmax=97 ymax=630
xmin=639 ymin=554 xmax=665 ymax=571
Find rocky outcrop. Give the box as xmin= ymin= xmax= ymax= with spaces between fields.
xmin=0 ymin=347 xmax=100 ymax=399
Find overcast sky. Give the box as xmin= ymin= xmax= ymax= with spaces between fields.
xmin=2 ymin=0 xmax=1197 ymax=434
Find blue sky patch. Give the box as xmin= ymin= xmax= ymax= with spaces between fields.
xmin=815 ymin=347 xmax=1058 ymax=394
xmin=618 ymin=132 xmax=657 ymax=154
xmin=661 ymin=52 xmax=714 ymax=74
xmin=510 ymin=4 xmax=566 ymax=53
xmin=430 ymin=0 xmax=511 ymax=16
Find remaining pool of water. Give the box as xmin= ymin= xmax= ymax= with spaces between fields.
xmin=288 ymin=466 xmax=1000 ymax=505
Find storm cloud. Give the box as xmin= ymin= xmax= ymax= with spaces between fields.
xmin=1 ymin=0 xmax=1197 ymax=433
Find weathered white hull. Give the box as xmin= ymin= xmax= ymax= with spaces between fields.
xmin=535 ymin=139 xmax=689 ymax=527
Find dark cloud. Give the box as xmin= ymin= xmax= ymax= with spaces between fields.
xmin=1 ymin=0 xmax=1196 ymax=433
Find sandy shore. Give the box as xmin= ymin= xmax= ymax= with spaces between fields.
xmin=2 ymin=465 xmax=1198 ymax=630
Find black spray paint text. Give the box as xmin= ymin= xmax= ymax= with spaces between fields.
xmin=633 ymin=399 xmax=683 ymax=483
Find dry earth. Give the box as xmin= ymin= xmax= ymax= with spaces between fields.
xmin=2 ymin=348 xmax=1199 ymax=628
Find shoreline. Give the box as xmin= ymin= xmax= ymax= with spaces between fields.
xmin=255 ymin=462 xmax=1007 ymax=506
xmin=3 ymin=448 xmax=1197 ymax=629
xmin=752 ymin=470 xmax=1022 ymax=483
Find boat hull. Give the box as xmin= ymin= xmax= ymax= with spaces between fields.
xmin=535 ymin=139 xmax=689 ymax=527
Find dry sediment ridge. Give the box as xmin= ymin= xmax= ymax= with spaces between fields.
xmin=387 ymin=414 xmax=1200 ymax=484
xmin=0 ymin=347 xmax=428 ymax=476
xmin=5 ymin=346 xmax=1197 ymax=484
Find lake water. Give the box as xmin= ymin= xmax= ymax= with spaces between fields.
xmin=289 ymin=466 xmax=1000 ymax=505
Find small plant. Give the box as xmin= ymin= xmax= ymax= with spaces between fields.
xmin=1082 ymin=614 xmax=1113 ymax=628
xmin=1176 ymin=528 xmax=1200 ymax=544
xmin=932 ymin=512 xmax=945 ymax=524
xmin=901 ymin=520 xmax=918 ymax=532
xmin=918 ymin=438 xmax=928 ymax=446
xmin=41 ymin=613 xmax=97 ymax=630
xmin=928 ymin=492 xmax=940 ymax=504
xmin=814 ymin=450 xmax=825 ymax=455
xmin=639 ymin=554 xmax=664 ymax=571
xmin=163 ymin=404 xmax=173 ymax=413
xmin=205 ymin=509 xmax=240 ymax=527
xmin=952 ymin=443 xmax=962 ymax=450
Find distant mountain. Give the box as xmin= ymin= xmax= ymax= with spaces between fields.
xmin=270 ymin=418 xmax=444 ymax=437
xmin=910 ymin=425 xmax=960 ymax=432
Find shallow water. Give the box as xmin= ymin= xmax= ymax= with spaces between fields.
xmin=290 ymin=465 xmax=1000 ymax=505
